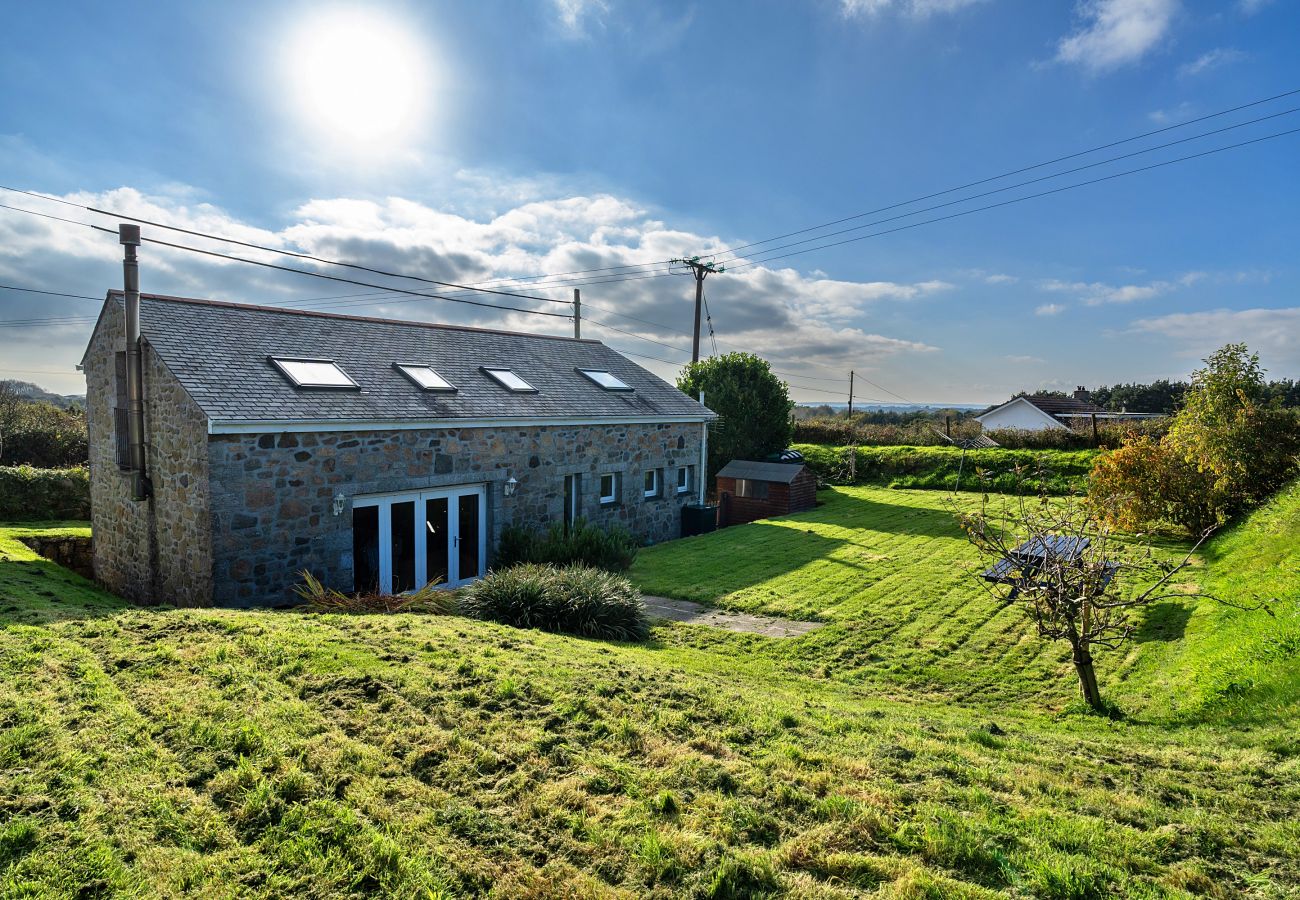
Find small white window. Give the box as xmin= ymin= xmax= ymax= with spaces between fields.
xmin=482 ymin=367 xmax=536 ymax=393
xmin=643 ymin=469 xmax=659 ymax=499
xmin=599 ymin=473 xmax=618 ymax=504
xmin=269 ymin=357 xmax=358 ymax=389
xmin=577 ymin=369 xmax=632 ymax=391
xmin=677 ymin=466 xmax=690 ymax=493
xmin=395 ymin=363 xmax=456 ymax=392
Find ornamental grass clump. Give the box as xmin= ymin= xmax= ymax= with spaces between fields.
xmin=461 ymin=562 xmax=649 ymax=641
xmin=292 ymin=570 xmax=457 ymax=615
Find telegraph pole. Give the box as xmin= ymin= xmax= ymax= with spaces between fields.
xmin=573 ymin=288 xmax=581 ymax=339
xmin=847 ymin=370 xmax=855 ymax=419
xmin=670 ymin=256 xmax=724 ymax=362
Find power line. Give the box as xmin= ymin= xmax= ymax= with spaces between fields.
xmin=716 ymin=106 xmax=1300 ymax=268
xmin=724 ymin=126 xmax=1300 ymax=271
xmin=0 ymin=284 xmax=103 ymax=302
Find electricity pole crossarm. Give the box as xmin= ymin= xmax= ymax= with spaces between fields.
xmin=670 ymin=256 xmax=725 ymax=363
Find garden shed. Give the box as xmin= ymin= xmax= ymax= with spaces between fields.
xmin=716 ymin=459 xmax=816 ymax=526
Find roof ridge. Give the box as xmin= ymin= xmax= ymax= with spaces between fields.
xmin=106 ymin=290 xmax=598 ymax=344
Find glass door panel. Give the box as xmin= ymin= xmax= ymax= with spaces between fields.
xmin=457 ymin=493 xmax=481 ymax=581
xmin=390 ymin=500 xmax=417 ymax=594
xmin=352 ymin=505 xmax=380 ymax=594
xmin=425 ymin=497 xmax=449 ymax=588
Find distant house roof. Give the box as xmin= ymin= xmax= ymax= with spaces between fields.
xmin=716 ymin=460 xmax=810 ymax=484
xmin=94 ymin=293 xmax=714 ymax=432
xmin=975 ymin=394 xmax=1104 ymax=427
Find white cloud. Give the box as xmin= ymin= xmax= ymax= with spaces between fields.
xmin=985 ymin=273 xmax=1018 ymax=285
xmin=0 ymin=183 xmax=941 ymax=395
xmin=1005 ymin=354 xmax=1046 ymax=364
xmin=1130 ymin=307 xmax=1300 ymax=367
xmin=552 ymin=0 xmax=609 ymax=35
xmin=1039 ymin=271 xmax=1202 ymax=305
xmin=1148 ymin=100 xmax=1195 ymax=124
xmin=1055 ymin=0 xmax=1179 ymax=74
xmin=1238 ymin=0 xmax=1274 ymax=13
xmin=840 ymin=0 xmax=985 ymax=19
xmin=1178 ymin=47 xmax=1245 ymax=77
xmin=1035 ymin=303 xmax=1066 ymax=316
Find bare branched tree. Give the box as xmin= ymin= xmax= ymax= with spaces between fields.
xmin=953 ymin=472 xmax=1270 ymax=713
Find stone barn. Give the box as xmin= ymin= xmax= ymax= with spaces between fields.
xmin=83 ymin=291 xmax=713 ymax=607
xmin=715 ymin=460 xmax=817 ymax=527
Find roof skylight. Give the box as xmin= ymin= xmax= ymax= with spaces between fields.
xmin=269 ymin=356 xmax=359 ymax=389
xmin=395 ymin=363 xmax=457 ymax=392
xmin=577 ymin=368 xmax=632 ymax=391
xmin=481 ymin=367 xmax=537 ymax=393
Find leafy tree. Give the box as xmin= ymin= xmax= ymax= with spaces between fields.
xmin=678 ymin=353 xmax=793 ymax=487
xmin=0 ymin=398 xmax=88 ymax=467
xmin=1090 ymin=343 xmax=1300 ymax=534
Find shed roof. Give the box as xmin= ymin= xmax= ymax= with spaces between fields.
xmin=98 ymin=293 xmax=713 ymax=429
xmin=716 ymin=460 xmax=809 ymax=484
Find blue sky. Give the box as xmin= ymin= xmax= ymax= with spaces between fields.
xmin=1 ymin=0 xmax=1297 ymax=403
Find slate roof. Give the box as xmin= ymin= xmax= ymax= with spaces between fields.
xmin=716 ymin=460 xmax=809 ymax=484
xmin=107 ymin=293 xmax=713 ymax=426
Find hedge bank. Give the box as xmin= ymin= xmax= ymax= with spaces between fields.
xmin=0 ymin=465 xmax=91 ymax=520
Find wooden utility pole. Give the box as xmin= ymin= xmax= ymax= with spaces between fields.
xmin=573 ymin=288 xmax=581 ymax=339
xmin=847 ymin=370 xmax=855 ymax=418
xmin=670 ymin=257 xmax=724 ymax=362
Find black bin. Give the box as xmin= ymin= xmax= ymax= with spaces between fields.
xmin=681 ymin=503 xmax=718 ymax=537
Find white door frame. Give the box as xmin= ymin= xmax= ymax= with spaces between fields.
xmin=352 ymin=483 xmax=487 ymax=592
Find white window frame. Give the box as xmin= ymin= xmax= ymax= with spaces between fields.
xmin=481 ymin=366 xmax=537 ymax=393
xmin=676 ymin=466 xmax=690 ymax=494
xmin=599 ymin=472 xmax=618 ymax=505
xmin=351 ymin=484 xmax=487 ymax=592
xmin=576 ymin=368 xmax=633 ymax=391
xmin=394 ymin=363 xmax=457 ymax=392
xmin=268 ymin=356 xmax=359 ymax=389
xmin=643 ymin=468 xmax=660 ymax=499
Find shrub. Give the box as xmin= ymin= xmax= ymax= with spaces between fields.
xmin=1088 ymin=438 xmax=1219 ymax=534
xmin=0 ymin=402 xmax=88 ymax=467
xmin=495 ymin=519 xmax=638 ymax=572
xmin=793 ymin=417 xmax=1167 ymax=450
xmin=0 ymin=466 xmax=90 ymax=520
xmin=460 ymin=563 xmax=649 ymax=641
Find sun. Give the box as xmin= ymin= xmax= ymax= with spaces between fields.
xmin=285 ymin=8 xmax=433 ymax=151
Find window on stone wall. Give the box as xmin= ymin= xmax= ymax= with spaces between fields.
xmin=113 ymin=351 xmax=130 ymax=470
xmin=599 ymin=472 xmax=619 ymax=505
xmin=563 ymin=474 xmax=580 ymax=528
xmin=676 ymin=466 xmax=691 ymax=494
xmin=643 ymin=469 xmax=660 ymax=499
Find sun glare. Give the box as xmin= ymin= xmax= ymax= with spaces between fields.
xmin=285 ymin=8 xmax=433 ymax=151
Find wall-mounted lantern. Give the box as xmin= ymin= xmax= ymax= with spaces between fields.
xmin=504 ymin=475 xmax=519 ymax=498
xmin=332 ymin=491 xmax=347 ymax=516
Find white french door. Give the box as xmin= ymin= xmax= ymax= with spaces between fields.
xmin=352 ymin=485 xmax=486 ymax=593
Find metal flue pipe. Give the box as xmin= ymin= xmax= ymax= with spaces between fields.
xmin=120 ymin=223 xmax=148 ymax=501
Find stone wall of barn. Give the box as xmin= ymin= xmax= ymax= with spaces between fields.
xmin=205 ymin=421 xmax=703 ymax=607
xmin=86 ymin=300 xmax=215 ymax=606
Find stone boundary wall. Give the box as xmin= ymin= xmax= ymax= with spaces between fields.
xmin=19 ymin=535 xmax=94 ymax=580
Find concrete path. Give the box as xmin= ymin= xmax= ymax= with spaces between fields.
xmin=642 ymin=595 xmax=824 ymax=638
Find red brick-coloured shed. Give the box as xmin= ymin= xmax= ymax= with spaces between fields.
xmin=716 ymin=459 xmax=817 ymax=527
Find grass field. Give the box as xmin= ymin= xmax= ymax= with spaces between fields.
xmin=2 ymin=486 xmax=1298 ymax=898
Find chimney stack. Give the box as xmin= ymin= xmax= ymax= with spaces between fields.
xmin=1073 ymin=385 xmax=1091 ymax=403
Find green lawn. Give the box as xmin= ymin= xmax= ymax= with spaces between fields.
xmin=1 ymin=487 xmax=1298 ymax=898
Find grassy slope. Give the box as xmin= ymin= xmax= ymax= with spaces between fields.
xmin=2 ymin=490 xmax=1298 ymax=898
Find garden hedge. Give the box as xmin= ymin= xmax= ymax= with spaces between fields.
xmin=792 ymin=444 xmax=1100 ymax=495
xmin=0 ymin=466 xmax=91 ymax=520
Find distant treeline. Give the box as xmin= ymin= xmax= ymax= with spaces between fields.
xmin=1025 ymin=379 xmax=1300 ymax=415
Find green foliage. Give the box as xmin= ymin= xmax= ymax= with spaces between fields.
xmin=0 ymin=466 xmax=90 ymax=520
xmin=794 ymin=444 xmax=1099 ymax=494
xmin=494 ymin=518 xmax=638 ymax=572
xmin=1090 ymin=344 xmax=1300 ymax=534
xmin=460 ymin=563 xmax=649 ymax=641
xmin=678 ymin=353 xmax=793 ymax=485
xmin=794 ymin=417 xmax=1167 ymax=450
xmin=0 ymin=396 xmax=88 ymax=467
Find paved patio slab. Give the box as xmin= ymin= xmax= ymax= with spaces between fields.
xmin=643 ymin=595 xmax=824 ymax=638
